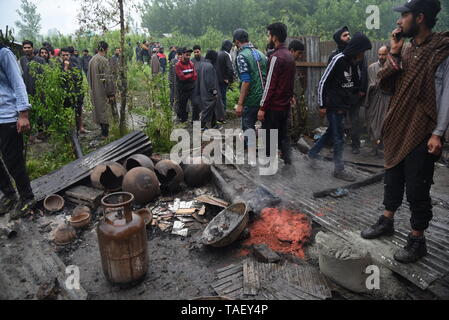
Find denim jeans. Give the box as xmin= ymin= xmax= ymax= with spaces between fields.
xmin=219 ymin=82 xmax=228 ymax=114
xmin=308 ymin=110 xmax=345 ymax=172
xmin=242 ymin=106 xmax=259 ymax=147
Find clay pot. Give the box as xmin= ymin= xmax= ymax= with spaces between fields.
xmin=136 ymin=208 xmax=152 ymax=226
xmin=155 ymin=159 xmax=184 ymax=193
xmin=90 ymin=161 xmax=127 ymax=191
xmin=150 ymin=154 xmax=162 ymax=164
xmin=43 ymin=194 xmax=65 ymax=212
xmin=54 ymin=223 xmax=76 ymax=245
xmin=70 ymin=206 xmax=91 ymax=229
xmin=122 ymin=167 xmax=160 ymax=204
xmin=182 ymin=156 xmax=212 ymax=187
xmin=125 ymin=154 xmax=155 ymax=172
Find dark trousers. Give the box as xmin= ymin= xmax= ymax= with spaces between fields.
xmin=178 ymin=88 xmax=194 ymax=122
xmin=0 ymin=122 xmax=34 ymax=200
xmin=262 ymin=109 xmax=291 ymax=162
xmin=348 ymin=102 xmax=362 ymax=149
xmin=383 ymin=139 xmax=437 ymax=231
xmin=100 ymin=124 xmax=109 ymax=137
xmin=309 ymin=110 xmax=345 ymax=172
xmin=190 ymin=96 xmax=201 ymax=122
xmin=219 ymin=82 xmax=228 ymax=117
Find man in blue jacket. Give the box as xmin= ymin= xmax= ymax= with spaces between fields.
xmin=0 ymin=44 xmax=35 ymax=220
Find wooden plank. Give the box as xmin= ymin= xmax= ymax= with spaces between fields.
xmin=215 ymin=265 xmax=243 ymax=280
xmin=216 ymin=263 xmax=238 ymax=274
xmin=243 ymin=259 xmax=259 ymax=296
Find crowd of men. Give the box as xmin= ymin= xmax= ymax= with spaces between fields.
xmin=0 ymin=0 xmax=448 ymax=264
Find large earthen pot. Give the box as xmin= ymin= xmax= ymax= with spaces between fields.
xmin=182 ymin=156 xmax=212 ymax=188
xmin=124 ymin=154 xmax=155 ymax=172
xmin=155 ymin=159 xmax=184 ymax=193
xmin=122 ymin=167 xmax=160 ymax=204
xmin=90 ymin=161 xmax=127 ymax=192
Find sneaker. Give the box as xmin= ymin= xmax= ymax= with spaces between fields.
xmin=9 ymin=198 xmax=36 ymax=221
xmin=217 ymin=120 xmax=227 ymax=125
xmin=212 ymin=124 xmax=223 ymax=130
xmin=333 ymin=170 xmax=357 ymax=182
xmin=361 ymin=215 xmax=395 ymax=239
xmin=0 ymin=195 xmax=18 ymax=216
xmin=394 ymin=233 xmax=427 ymax=263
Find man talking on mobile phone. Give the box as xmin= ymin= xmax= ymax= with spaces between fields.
xmin=361 ymin=0 xmax=449 ymax=263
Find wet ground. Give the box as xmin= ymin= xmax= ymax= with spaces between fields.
xmin=1 ymin=107 xmax=448 ymax=300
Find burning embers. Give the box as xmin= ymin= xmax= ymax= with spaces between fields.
xmin=242 ymin=208 xmax=312 ymax=259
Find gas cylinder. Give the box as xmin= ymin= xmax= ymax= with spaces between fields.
xmin=97 ymin=192 xmax=148 ymax=286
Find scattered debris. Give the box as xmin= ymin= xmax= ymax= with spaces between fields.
xmin=36 ymin=278 xmax=61 ymax=300
xmin=176 ymin=208 xmax=197 ymax=215
xmin=252 ymin=244 xmax=281 ymax=263
xmin=172 ymin=221 xmax=188 ymax=237
xmin=65 ymin=185 xmax=104 ymax=210
xmin=330 ymin=188 xmax=349 ymax=198
xmin=192 ymin=212 xmax=209 ymax=224
xmin=0 ymin=222 xmax=18 ymax=239
xmin=196 ymin=195 xmax=229 ymax=208
xmin=158 ymin=221 xmax=172 ymax=232
xmin=197 ymin=205 xmax=206 ymax=216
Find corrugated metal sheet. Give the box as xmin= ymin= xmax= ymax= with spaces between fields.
xmin=235 ymin=150 xmax=449 ymax=291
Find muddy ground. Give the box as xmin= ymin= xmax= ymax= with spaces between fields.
xmin=1 ymin=106 xmax=448 ymax=300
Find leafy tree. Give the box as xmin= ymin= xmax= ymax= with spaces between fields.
xmin=15 ymin=0 xmax=41 ymax=42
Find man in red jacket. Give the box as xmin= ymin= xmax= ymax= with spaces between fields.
xmin=258 ymin=22 xmax=296 ymax=165
xmin=175 ymin=48 xmax=198 ymax=122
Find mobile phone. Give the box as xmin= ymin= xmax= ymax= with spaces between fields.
xmin=393 ymin=31 xmax=403 ymax=41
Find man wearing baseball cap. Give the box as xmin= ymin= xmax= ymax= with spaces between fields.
xmin=361 ymin=0 xmax=449 ymax=263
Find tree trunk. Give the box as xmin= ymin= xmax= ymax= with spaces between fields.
xmin=118 ymin=0 xmax=127 ymax=136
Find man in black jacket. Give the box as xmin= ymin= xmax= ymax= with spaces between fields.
xmin=309 ymin=32 xmax=372 ymax=182
xmin=19 ymin=40 xmax=45 ymax=96
xmin=328 ymin=27 xmax=368 ymax=154
xmin=216 ymin=40 xmax=234 ymax=119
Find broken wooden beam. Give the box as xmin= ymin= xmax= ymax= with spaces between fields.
xmin=313 ymin=172 xmax=384 ymax=198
